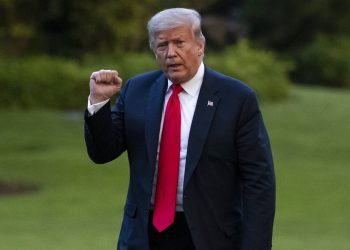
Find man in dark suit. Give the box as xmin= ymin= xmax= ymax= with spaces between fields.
xmin=85 ymin=8 xmax=275 ymax=250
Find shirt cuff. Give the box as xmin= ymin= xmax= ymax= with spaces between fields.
xmin=87 ymin=96 xmax=110 ymax=115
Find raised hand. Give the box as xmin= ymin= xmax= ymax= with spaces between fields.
xmin=89 ymin=69 xmax=123 ymax=104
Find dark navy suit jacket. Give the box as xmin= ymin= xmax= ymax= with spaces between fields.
xmin=85 ymin=67 xmax=275 ymax=250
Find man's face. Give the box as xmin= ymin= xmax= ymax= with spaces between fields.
xmin=153 ymin=25 xmax=205 ymax=84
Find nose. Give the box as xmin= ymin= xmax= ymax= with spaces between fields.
xmin=166 ymin=43 xmax=177 ymax=58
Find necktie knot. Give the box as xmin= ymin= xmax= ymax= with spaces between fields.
xmin=172 ymin=84 xmax=183 ymax=95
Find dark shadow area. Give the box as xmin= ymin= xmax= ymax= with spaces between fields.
xmin=0 ymin=181 xmax=41 ymax=196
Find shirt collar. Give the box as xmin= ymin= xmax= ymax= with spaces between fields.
xmin=167 ymin=62 xmax=204 ymax=97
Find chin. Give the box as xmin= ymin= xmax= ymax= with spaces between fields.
xmin=167 ymin=75 xmax=181 ymax=84
xmin=167 ymin=72 xmax=187 ymax=84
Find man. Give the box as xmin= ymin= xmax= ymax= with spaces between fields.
xmin=85 ymin=8 xmax=275 ymax=250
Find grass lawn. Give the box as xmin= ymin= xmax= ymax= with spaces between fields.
xmin=0 ymin=85 xmax=349 ymax=249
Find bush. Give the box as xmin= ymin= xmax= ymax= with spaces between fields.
xmin=81 ymin=52 xmax=158 ymax=79
xmin=205 ymin=40 xmax=292 ymax=101
xmin=293 ymin=35 xmax=350 ymax=87
xmin=0 ymin=44 xmax=291 ymax=110
xmin=0 ymin=56 xmax=90 ymax=110
xmin=0 ymin=53 xmax=159 ymax=110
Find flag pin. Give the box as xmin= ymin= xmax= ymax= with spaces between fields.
xmin=207 ymin=100 xmax=214 ymax=107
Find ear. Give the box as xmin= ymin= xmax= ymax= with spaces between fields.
xmin=197 ymin=42 xmax=205 ymax=56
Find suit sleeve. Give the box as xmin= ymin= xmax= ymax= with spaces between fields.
xmin=84 ymin=82 xmax=128 ymax=164
xmin=236 ymin=91 xmax=276 ymax=250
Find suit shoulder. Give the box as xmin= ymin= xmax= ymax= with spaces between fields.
xmin=121 ymin=69 xmax=164 ymax=95
xmin=205 ymin=67 xmax=255 ymax=96
xmin=128 ymin=70 xmax=163 ymax=84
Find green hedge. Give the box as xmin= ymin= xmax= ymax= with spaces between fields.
xmin=81 ymin=52 xmax=158 ymax=80
xmin=205 ymin=40 xmax=292 ymax=101
xmin=0 ymin=56 xmax=90 ymax=110
xmin=293 ymin=35 xmax=350 ymax=87
xmin=0 ymin=45 xmax=292 ymax=110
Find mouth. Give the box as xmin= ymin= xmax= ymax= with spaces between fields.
xmin=167 ymin=64 xmax=182 ymax=70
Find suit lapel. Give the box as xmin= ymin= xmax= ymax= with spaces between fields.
xmin=184 ymin=68 xmax=221 ymax=188
xmin=145 ymin=74 xmax=167 ymax=173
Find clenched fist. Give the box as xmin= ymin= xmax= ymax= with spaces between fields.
xmin=89 ymin=69 xmax=123 ymax=104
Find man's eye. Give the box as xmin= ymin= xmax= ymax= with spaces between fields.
xmin=158 ymin=43 xmax=167 ymax=48
xmin=157 ymin=44 xmax=167 ymax=51
xmin=176 ymin=41 xmax=185 ymax=47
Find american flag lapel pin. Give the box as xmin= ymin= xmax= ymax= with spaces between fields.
xmin=207 ymin=100 xmax=214 ymax=107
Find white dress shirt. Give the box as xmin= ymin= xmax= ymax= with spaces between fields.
xmin=87 ymin=62 xmax=205 ymax=211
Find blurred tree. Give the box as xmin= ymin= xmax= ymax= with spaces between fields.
xmin=243 ymin=0 xmax=350 ymax=51
xmin=292 ymin=35 xmax=350 ymax=87
xmin=0 ymin=0 xmax=218 ymax=56
xmin=241 ymin=0 xmax=350 ymax=86
xmin=201 ymin=0 xmax=247 ymax=48
xmin=2 ymin=0 xmax=348 ymax=56
xmin=0 ymin=0 xmax=40 ymax=55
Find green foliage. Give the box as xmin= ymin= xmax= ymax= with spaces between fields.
xmin=82 ymin=52 xmax=158 ymax=80
xmin=0 ymin=57 xmax=89 ymax=110
xmin=0 ymin=53 xmax=157 ymax=110
xmin=2 ymin=0 xmax=348 ymax=91
xmin=0 ymin=0 xmax=218 ymax=56
xmin=0 ymin=44 xmax=291 ymax=110
xmin=205 ymin=40 xmax=292 ymax=101
xmin=243 ymin=0 xmax=350 ymax=51
xmin=242 ymin=0 xmax=350 ymax=88
xmin=293 ymin=35 xmax=350 ymax=87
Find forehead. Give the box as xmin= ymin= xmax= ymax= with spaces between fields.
xmin=155 ymin=25 xmax=194 ymax=41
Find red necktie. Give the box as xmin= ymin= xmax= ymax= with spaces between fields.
xmin=153 ymin=84 xmax=183 ymax=232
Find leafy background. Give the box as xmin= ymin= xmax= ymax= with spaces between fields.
xmin=0 ymin=0 xmax=349 ymax=249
